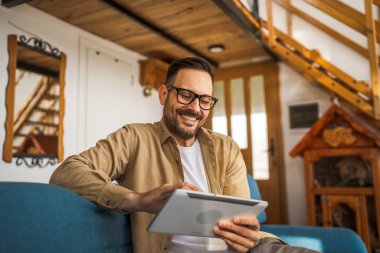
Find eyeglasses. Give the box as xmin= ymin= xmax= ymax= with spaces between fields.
xmin=166 ymin=85 xmax=218 ymax=110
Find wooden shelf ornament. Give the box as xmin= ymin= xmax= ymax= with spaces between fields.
xmin=290 ymin=103 xmax=380 ymax=253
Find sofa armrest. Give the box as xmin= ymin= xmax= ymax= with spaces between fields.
xmin=261 ymin=224 xmax=367 ymax=253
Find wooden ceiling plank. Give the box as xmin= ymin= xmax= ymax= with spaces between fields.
xmin=66 ymin=9 xmax=120 ymax=26
xmin=29 ymin=0 xmax=266 ymax=67
xmin=30 ymin=0 xmax=104 ymax=18
xmin=167 ymin=13 xmax=227 ymax=32
xmin=99 ymin=0 xmax=218 ymax=66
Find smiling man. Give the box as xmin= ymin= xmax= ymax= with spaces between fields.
xmin=50 ymin=57 xmax=318 ymax=253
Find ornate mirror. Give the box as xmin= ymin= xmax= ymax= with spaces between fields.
xmin=3 ymin=34 xmax=66 ymax=167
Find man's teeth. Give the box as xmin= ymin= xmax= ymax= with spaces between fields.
xmin=182 ymin=115 xmax=196 ymax=121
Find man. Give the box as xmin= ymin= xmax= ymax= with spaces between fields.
xmin=50 ymin=57 xmax=318 ymax=253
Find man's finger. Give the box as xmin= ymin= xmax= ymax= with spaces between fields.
xmin=232 ymin=216 xmax=260 ymax=230
xmin=224 ymin=238 xmax=250 ymax=253
xmin=181 ymin=182 xmax=199 ymax=191
xmin=220 ymin=221 xmax=259 ymax=241
xmin=213 ymin=225 xmax=256 ymax=249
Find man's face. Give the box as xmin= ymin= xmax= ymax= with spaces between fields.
xmin=160 ymin=68 xmax=213 ymax=143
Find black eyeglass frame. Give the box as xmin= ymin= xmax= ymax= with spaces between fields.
xmin=165 ymin=84 xmax=218 ymax=110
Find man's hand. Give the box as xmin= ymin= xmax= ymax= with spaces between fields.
xmin=213 ymin=215 xmax=260 ymax=253
xmin=120 ymin=182 xmax=198 ymax=213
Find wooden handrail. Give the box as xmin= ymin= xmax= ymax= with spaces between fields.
xmin=365 ymin=0 xmax=380 ymax=119
xmin=259 ymin=31 xmax=374 ymax=117
xmin=274 ymin=0 xmax=380 ymax=64
xmin=303 ymin=0 xmax=380 ymax=42
xmin=14 ymin=76 xmax=48 ymax=129
xmin=13 ymin=77 xmax=45 ymax=124
xmin=266 ymin=0 xmax=275 ymax=47
xmin=261 ymin=21 xmax=371 ymax=98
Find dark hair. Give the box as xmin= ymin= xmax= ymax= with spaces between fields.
xmin=165 ymin=57 xmax=214 ymax=85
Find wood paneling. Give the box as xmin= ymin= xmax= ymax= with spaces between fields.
xmin=29 ymin=0 xmax=267 ymax=66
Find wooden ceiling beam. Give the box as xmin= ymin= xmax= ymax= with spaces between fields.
xmin=213 ymin=0 xmax=259 ymax=40
xmin=1 ymin=0 xmax=30 ymax=8
xmin=213 ymin=0 xmax=278 ymax=61
xmin=99 ymin=0 xmax=218 ymax=66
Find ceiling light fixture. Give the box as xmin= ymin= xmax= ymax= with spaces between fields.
xmin=208 ymin=44 xmax=225 ymax=53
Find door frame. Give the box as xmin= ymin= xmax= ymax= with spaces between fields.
xmin=208 ymin=60 xmax=288 ymax=224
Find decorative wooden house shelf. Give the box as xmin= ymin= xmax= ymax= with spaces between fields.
xmin=291 ymin=103 xmax=380 ymax=253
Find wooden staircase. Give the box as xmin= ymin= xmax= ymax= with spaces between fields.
xmin=217 ymin=0 xmax=380 ymax=121
xmin=13 ymin=74 xmax=60 ymax=155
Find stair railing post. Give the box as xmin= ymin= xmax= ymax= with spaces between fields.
xmin=365 ymin=0 xmax=380 ymax=119
xmin=266 ymin=0 xmax=276 ymax=48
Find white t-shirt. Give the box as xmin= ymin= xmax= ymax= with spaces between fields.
xmin=168 ymin=139 xmax=228 ymax=253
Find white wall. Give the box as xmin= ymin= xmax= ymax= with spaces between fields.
xmin=259 ymin=0 xmax=372 ymax=224
xmin=0 ymin=4 xmax=161 ymax=183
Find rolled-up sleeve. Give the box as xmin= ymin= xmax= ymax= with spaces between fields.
xmin=50 ymin=126 xmax=134 ymax=211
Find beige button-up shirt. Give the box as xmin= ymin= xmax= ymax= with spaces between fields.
xmin=50 ymin=119 xmax=270 ymax=253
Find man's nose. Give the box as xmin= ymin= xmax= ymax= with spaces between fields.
xmin=187 ymin=97 xmax=201 ymax=112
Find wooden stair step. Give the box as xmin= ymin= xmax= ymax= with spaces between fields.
xmin=43 ymin=94 xmax=60 ymax=100
xmin=14 ymin=133 xmax=28 ymax=137
xmin=25 ymin=120 xmax=58 ymax=128
xmin=35 ymin=107 xmax=59 ymax=115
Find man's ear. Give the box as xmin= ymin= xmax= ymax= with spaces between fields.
xmin=158 ymin=84 xmax=168 ymax=105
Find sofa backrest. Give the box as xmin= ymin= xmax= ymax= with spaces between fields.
xmin=247 ymin=174 xmax=267 ymax=223
xmin=0 ymin=182 xmax=133 ymax=253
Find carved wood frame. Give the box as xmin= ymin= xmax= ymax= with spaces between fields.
xmin=2 ymin=34 xmax=66 ymax=163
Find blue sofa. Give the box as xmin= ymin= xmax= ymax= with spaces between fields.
xmin=0 ymin=177 xmax=367 ymax=253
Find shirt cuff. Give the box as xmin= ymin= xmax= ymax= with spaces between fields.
xmin=97 ymin=183 xmax=133 ymax=213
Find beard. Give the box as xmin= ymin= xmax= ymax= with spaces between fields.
xmin=163 ymin=105 xmax=204 ymax=140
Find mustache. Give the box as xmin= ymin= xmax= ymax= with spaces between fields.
xmin=176 ymin=108 xmax=203 ymax=120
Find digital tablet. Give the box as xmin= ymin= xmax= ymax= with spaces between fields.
xmin=147 ymin=189 xmax=268 ymax=237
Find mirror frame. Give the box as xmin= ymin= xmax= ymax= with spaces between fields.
xmin=3 ymin=34 xmax=66 ymax=163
